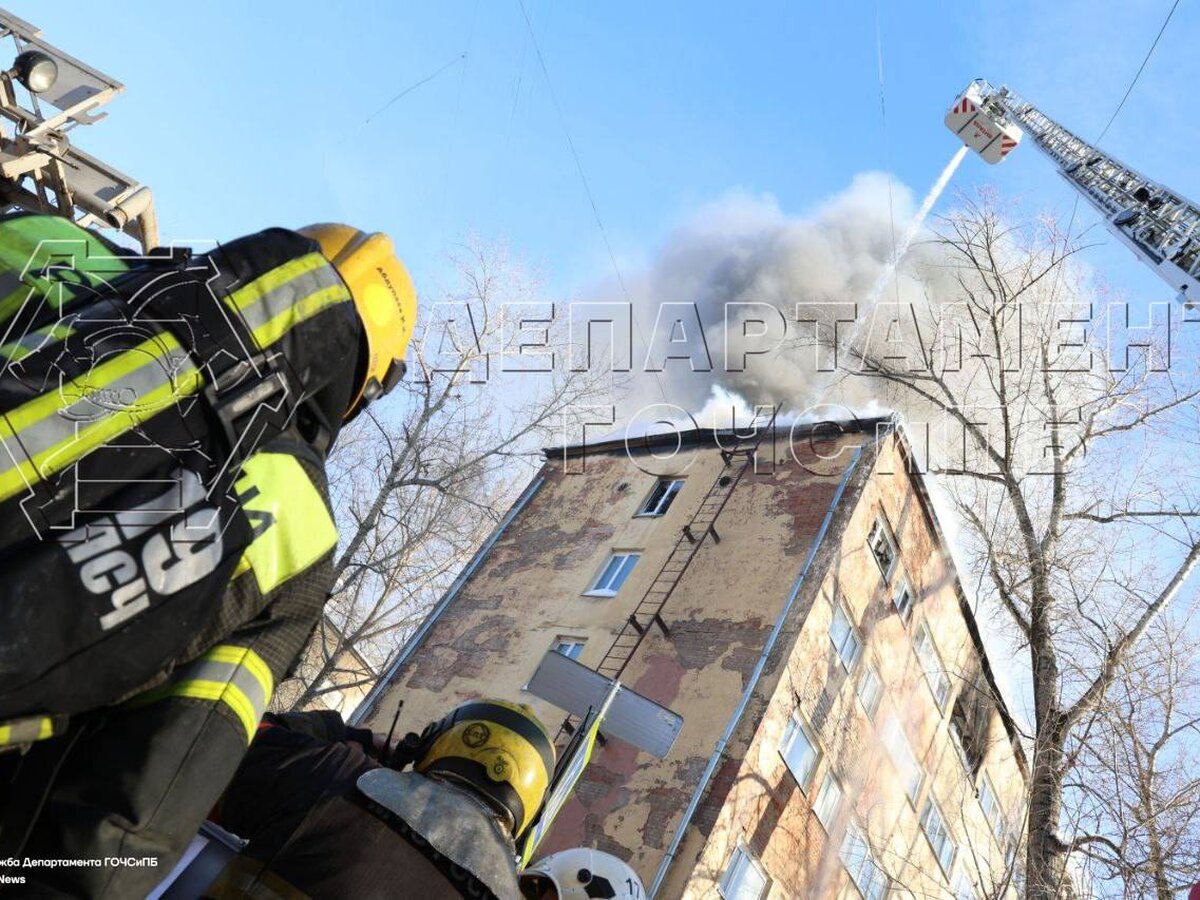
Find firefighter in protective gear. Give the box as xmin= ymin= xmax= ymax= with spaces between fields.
xmin=0 ymin=214 xmax=416 ymax=897
xmin=205 ymin=699 xmax=555 ymax=898
xmin=520 ymin=848 xmax=646 ymax=900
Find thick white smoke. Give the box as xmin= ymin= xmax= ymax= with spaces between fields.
xmin=613 ymin=171 xmax=961 ymax=419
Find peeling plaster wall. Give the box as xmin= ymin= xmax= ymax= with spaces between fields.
xmin=364 ymin=430 xmax=1027 ymax=897
xmin=671 ymin=437 xmax=1028 ymax=899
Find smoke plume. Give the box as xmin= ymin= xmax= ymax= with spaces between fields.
xmin=610 ymin=172 xmax=963 ymax=420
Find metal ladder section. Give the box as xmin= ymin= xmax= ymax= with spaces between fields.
xmin=557 ymin=411 xmax=776 ymax=740
xmin=991 ymin=86 xmax=1200 ymax=302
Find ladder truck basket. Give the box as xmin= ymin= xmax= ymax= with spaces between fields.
xmin=945 ymin=81 xmax=1023 ymax=165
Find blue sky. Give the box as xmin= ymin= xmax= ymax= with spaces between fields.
xmin=15 ymin=0 xmax=1197 ymax=304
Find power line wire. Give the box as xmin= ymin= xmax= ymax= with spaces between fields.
xmin=438 ymin=0 xmax=481 ymax=245
xmin=979 ymin=1 xmax=1181 ymax=626
xmin=1062 ymin=0 xmax=1181 ymax=270
xmin=1096 ymin=0 xmax=1180 ymax=143
xmin=365 ymin=53 xmax=468 ymax=125
xmin=516 ymin=0 xmax=670 ymax=405
xmin=515 ymin=0 xmax=628 ymax=305
xmin=873 ymin=0 xmax=901 ymax=305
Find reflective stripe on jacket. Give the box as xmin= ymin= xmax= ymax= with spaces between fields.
xmin=0 ymin=215 xmax=360 ymax=737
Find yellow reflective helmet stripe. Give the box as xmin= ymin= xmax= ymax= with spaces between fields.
xmin=129 ymin=644 xmax=274 ymax=742
xmin=234 ymin=452 xmax=338 ymax=595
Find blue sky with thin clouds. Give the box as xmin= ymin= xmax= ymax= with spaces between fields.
xmin=14 ymin=0 xmax=1196 ymax=305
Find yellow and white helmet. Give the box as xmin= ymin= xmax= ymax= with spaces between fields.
xmin=415 ymin=698 xmax=555 ymax=840
xmin=520 ymin=848 xmax=645 ymax=900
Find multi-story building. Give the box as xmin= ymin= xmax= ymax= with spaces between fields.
xmin=354 ymin=417 xmax=1029 ymax=898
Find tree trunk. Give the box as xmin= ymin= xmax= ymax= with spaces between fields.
xmin=1141 ymin=783 xmax=1173 ymax=900
xmin=1026 ymin=736 xmax=1069 ymax=899
xmin=1028 ymin=611 xmax=1069 ymax=900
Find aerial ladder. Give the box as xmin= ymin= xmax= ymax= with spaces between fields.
xmin=946 ymin=79 xmax=1200 ymax=307
xmin=0 ymin=10 xmax=158 ymax=251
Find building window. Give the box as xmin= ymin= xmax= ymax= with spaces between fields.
xmin=828 ymin=599 xmax=862 ymax=671
xmin=856 ymin=666 xmax=882 ymax=719
xmin=780 ymin=712 xmax=820 ymax=790
xmin=638 ymin=478 xmax=684 ymax=517
xmin=893 ymin=577 xmax=914 ymax=623
xmin=867 ymin=516 xmax=897 ymax=579
xmin=882 ymin=716 xmax=924 ymax=804
xmin=813 ymin=771 xmax=843 ymax=830
xmin=952 ymin=868 xmax=979 ymax=900
xmin=840 ymin=823 xmax=888 ymax=900
xmin=552 ymin=638 xmax=585 ymax=660
xmin=949 ymin=684 xmax=990 ymax=777
xmin=719 ymin=843 xmax=770 ymax=900
xmin=585 ymin=552 xmax=640 ymax=597
xmin=913 ymin=625 xmax=950 ymax=709
xmin=978 ymin=774 xmax=1006 ymax=844
xmin=921 ymin=796 xmax=957 ymax=875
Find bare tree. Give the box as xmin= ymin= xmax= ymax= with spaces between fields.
xmin=1066 ymin=611 xmax=1200 ymax=899
xmin=276 ymin=239 xmax=607 ymax=712
xmin=827 ymin=195 xmax=1200 ymax=897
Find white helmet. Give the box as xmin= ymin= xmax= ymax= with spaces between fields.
xmin=520 ymin=848 xmax=645 ymax=900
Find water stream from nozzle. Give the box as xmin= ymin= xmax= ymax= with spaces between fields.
xmin=866 ymin=144 xmax=971 ymax=308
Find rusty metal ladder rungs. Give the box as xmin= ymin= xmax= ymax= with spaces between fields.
xmin=556 ymin=411 xmax=776 ymax=743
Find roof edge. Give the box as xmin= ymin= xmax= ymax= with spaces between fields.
xmin=543 ymin=415 xmax=897 ymax=460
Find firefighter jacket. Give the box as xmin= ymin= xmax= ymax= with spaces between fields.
xmin=0 ymin=213 xmax=360 ymax=740
xmin=207 ymin=711 xmax=523 ymax=899
xmin=0 ymin=215 xmax=362 ymax=896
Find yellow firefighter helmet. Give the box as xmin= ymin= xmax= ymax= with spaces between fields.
xmin=299 ymin=223 xmax=417 ymax=419
xmin=415 ymin=698 xmax=555 ymax=839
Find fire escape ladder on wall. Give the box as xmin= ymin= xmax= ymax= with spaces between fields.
xmin=558 ymin=413 xmax=776 ymax=742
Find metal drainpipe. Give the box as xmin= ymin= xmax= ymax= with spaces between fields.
xmin=648 ymin=445 xmax=867 ymax=897
xmin=348 ymin=473 xmax=546 ymax=726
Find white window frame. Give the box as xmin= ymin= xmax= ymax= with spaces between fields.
xmin=921 ymin=795 xmax=957 ymax=876
xmin=779 ymin=711 xmax=820 ymax=791
xmin=585 ymin=551 xmax=641 ymax=597
xmin=856 ymin=665 xmax=883 ymax=719
xmin=949 ymin=716 xmax=973 ymax=774
xmin=978 ymin=773 xmax=1006 ymax=844
xmin=828 ymin=598 xmax=862 ymax=671
xmin=867 ymin=515 xmax=898 ymax=579
xmin=813 ymin=770 xmax=843 ymax=831
xmin=636 ymin=478 xmax=685 ymax=517
xmin=952 ymin=865 xmax=979 ymax=900
xmin=552 ymin=638 xmax=586 ymax=660
xmin=913 ymin=624 xmax=951 ymax=709
xmin=882 ymin=715 xmax=924 ymax=805
xmin=839 ymin=823 xmax=888 ymax=900
xmin=892 ymin=576 xmax=914 ymax=623
xmin=718 ymin=842 xmax=770 ymax=900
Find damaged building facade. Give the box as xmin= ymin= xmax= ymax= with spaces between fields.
xmin=354 ymin=418 xmax=1029 ymax=898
